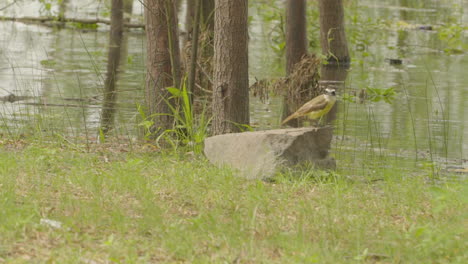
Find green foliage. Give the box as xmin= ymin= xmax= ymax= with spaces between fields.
xmin=126 ymin=55 xmax=134 ymax=65
xmin=138 ymin=81 xmax=211 ymax=153
xmin=305 ymin=2 xmax=320 ymax=50
xmin=38 ymin=0 xmax=64 ymax=17
xmin=40 ymin=59 xmax=57 ymax=67
xmin=163 ymin=82 xmax=212 ymax=153
xmin=437 ymin=23 xmax=467 ymax=54
xmin=98 ymin=127 xmax=106 ymax=143
xmin=70 ymin=22 xmax=99 ymax=30
xmin=38 ymin=0 xmax=54 ymax=16
xmin=366 ymin=86 xmax=396 ymax=103
xmin=346 ymin=10 xmax=387 ymax=66
xmin=256 ymin=4 xmax=286 ymax=56
xmin=343 ymin=87 xmax=396 ymax=104
xmin=225 ymin=121 xmax=254 ymax=133
xmin=254 ymin=1 xmax=320 ymax=56
xmin=136 ymin=103 xmax=153 ymax=140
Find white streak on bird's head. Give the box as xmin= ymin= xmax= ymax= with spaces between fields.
xmin=325 ymin=88 xmax=336 ymax=97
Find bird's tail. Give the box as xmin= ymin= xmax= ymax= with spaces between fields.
xmin=281 ymin=113 xmax=298 ymax=126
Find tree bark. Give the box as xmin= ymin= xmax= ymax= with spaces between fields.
xmin=212 ymin=0 xmax=249 ymax=135
xmin=318 ymin=0 xmax=350 ymax=65
xmin=283 ymin=0 xmax=308 ymax=127
xmin=145 ymin=0 xmax=182 ymax=133
xmin=100 ymin=0 xmax=124 ymax=134
xmin=286 ymin=0 xmax=307 ymax=75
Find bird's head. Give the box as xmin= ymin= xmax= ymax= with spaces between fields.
xmin=325 ymin=88 xmax=336 ymax=97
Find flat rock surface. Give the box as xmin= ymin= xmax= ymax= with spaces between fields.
xmin=204 ymin=127 xmax=335 ymax=179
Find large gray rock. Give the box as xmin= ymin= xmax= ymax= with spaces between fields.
xmin=204 ymin=127 xmax=336 ymax=179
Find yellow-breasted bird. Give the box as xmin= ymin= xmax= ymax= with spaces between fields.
xmin=281 ymin=88 xmax=337 ymax=126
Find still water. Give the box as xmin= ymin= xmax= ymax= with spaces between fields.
xmin=0 ymin=0 xmax=466 ymax=173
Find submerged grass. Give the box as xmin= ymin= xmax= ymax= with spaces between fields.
xmin=0 ymin=139 xmax=466 ymax=263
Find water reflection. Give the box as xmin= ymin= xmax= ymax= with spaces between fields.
xmin=100 ymin=0 xmax=125 ymax=134
xmin=319 ymin=65 xmax=349 ymax=170
xmin=320 ymin=64 xmax=349 ymax=124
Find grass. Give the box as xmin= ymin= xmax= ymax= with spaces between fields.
xmin=0 ymin=138 xmax=466 ymax=263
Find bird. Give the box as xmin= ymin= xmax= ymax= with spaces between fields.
xmin=281 ymin=88 xmax=337 ymax=126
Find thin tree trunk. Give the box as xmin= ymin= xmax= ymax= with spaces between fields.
xmin=188 ymin=0 xmax=201 ymax=102
xmin=286 ymin=0 xmax=307 ymax=75
xmin=199 ymin=0 xmax=215 ymax=92
xmin=283 ymin=0 xmax=308 ymax=127
xmin=319 ymin=0 xmax=350 ymax=65
xmin=212 ymin=0 xmax=249 ymax=135
xmin=145 ymin=0 xmax=182 ymax=133
xmin=101 ymin=0 xmax=124 ymax=134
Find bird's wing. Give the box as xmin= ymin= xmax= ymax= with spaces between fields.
xmin=281 ymin=96 xmax=329 ymax=125
xmin=293 ymin=96 xmax=329 ymax=116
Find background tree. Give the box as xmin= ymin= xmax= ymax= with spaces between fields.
xmin=212 ymin=0 xmax=249 ymax=135
xmin=144 ymin=0 xmax=181 ymax=133
xmin=286 ymin=0 xmax=307 ymax=74
xmin=319 ymin=0 xmax=350 ymax=64
xmin=318 ymin=0 xmax=350 ymax=123
xmin=100 ymin=0 xmax=124 ymax=134
xmin=282 ymin=0 xmax=308 ymax=127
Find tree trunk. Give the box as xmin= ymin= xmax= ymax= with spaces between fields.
xmin=145 ymin=0 xmax=182 ymax=133
xmin=100 ymin=0 xmax=124 ymax=134
xmin=286 ymin=0 xmax=307 ymax=75
xmin=283 ymin=0 xmax=308 ymax=127
xmin=319 ymin=0 xmax=350 ymax=65
xmin=212 ymin=0 xmax=249 ymax=135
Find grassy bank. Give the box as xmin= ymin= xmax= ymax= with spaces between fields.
xmin=0 ymin=139 xmax=466 ymax=263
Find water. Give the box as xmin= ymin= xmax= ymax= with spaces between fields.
xmin=0 ymin=0 xmax=466 ymax=173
